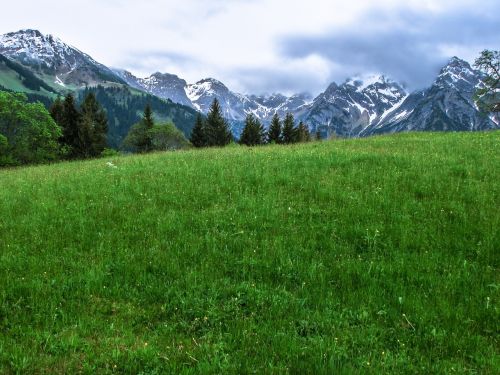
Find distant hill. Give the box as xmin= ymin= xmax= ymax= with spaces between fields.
xmin=78 ymin=86 xmax=199 ymax=148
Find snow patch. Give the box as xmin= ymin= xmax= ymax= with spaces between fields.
xmin=54 ymin=75 xmax=65 ymax=87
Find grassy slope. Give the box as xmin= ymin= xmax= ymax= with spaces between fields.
xmin=0 ymin=132 xmax=498 ymax=374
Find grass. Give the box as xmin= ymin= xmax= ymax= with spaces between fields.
xmin=0 ymin=131 xmax=499 ymax=374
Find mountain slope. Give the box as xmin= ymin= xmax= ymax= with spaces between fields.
xmin=297 ymin=75 xmax=408 ymax=137
xmin=114 ymin=71 xmax=313 ymax=128
xmin=0 ymin=29 xmax=124 ymax=87
xmin=113 ymin=69 xmax=193 ymax=107
xmin=364 ymin=58 xmax=498 ymax=135
xmin=0 ymin=53 xmax=58 ymax=94
xmin=78 ymin=85 xmax=199 ymax=148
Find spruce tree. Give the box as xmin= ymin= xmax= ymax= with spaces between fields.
xmin=143 ymin=103 xmax=154 ymax=130
xmin=315 ymin=130 xmax=322 ymax=141
xmin=267 ymin=113 xmax=282 ymax=144
xmin=190 ymin=114 xmax=207 ymax=148
xmin=205 ymin=98 xmax=232 ymax=147
xmin=80 ymin=92 xmax=108 ymax=157
xmin=240 ymin=114 xmax=265 ymax=146
xmin=61 ymin=94 xmax=81 ymax=158
xmin=296 ymin=121 xmax=311 ymax=143
xmin=49 ymin=97 xmax=64 ymax=126
xmin=282 ymin=113 xmax=296 ymax=144
xmin=140 ymin=104 xmax=155 ymax=152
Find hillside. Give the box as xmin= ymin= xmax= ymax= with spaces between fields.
xmin=0 ymin=132 xmax=498 ymax=373
xmin=77 ymin=86 xmax=199 ymax=148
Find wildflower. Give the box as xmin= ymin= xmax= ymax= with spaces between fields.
xmin=106 ymin=161 xmax=118 ymax=169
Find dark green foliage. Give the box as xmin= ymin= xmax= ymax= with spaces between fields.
xmin=121 ymin=122 xmax=149 ymax=153
xmin=296 ymin=121 xmax=311 ymax=143
xmin=267 ymin=113 xmax=282 ymax=144
xmin=149 ymin=122 xmax=191 ymax=151
xmin=50 ymin=93 xmax=109 ymax=159
xmin=122 ymin=105 xmax=156 ymax=153
xmin=0 ymin=90 xmax=62 ymax=166
xmin=49 ymin=97 xmax=64 ymax=126
xmin=282 ymin=113 xmax=296 ymax=144
xmin=78 ymin=86 xmax=198 ymax=148
xmin=190 ymin=114 xmax=207 ymax=148
xmin=123 ymin=118 xmax=190 ymax=153
xmin=79 ymin=93 xmax=108 ymax=157
xmin=0 ymin=133 xmax=12 ymax=165
xmin=60 ymin=94 xmax=81 ymax=158
xmin=0 ymin=54 xmax=58 ymax=93
xmin=474 ymin=50 xmax=500 ymax=112
xmin=143 ymin=103 xmax=154 ymax=130
xmin=0 ymin=83 xmax=54 ymax=108
xmin=205 ymin=98 xmax=233 ymax=147
xmin=240 ymin=114 xmax=266 ymax=146
xmin=315 ymin=130 xmax=322 ymax=141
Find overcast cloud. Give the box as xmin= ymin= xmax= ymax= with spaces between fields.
xmin=1 ymin=0 xmax=498 ymax=95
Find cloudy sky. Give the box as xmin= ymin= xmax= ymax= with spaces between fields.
xmin=1 ymin=0 xmax=498 ymax=95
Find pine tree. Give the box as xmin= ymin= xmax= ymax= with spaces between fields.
xmin=205 ymin=98 xmax=232 ymax=147
xmin=282 ymin=113 xmax=296 ymax=144
xmin=296 ymin=121 xmax=311 ymax=143
xmin=80 ymin=92 xmax=108 ymax=157
xmin=60 ymin=94 xmax=81 ymax=158
xmin=240 ymin=114 xmax=266 ymax=146
xmin=267 ymin=113 xmax=282 ymax=144
xmin=190 ymin=114 xmax=207 ymax=148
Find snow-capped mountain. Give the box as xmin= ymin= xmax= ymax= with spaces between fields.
xmin=0 ymin=28 xmax=497 ymax=138
xmin=116 ymin=71 xmax=313 ymax=133
xmin=104 ymin=59 xmax=500 ymax=137
xmin=0 ymin=29 xmax=123 ymax=86
xmin=113 ymin=69 xmax=193 ymax=107
xmin=361 ymin=57 xmax=499 ymax=135
xmin=115 ymin=70 xmax=313 ymax=124
xmin=296 ymin=75 xmax=408 ymax=137
xmin=185 ymin=79 xmax=312 ymax=123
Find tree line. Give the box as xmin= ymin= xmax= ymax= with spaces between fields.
xmin=190 ymin=98 xmax=317 ymax=148
xmin=50 ymin=93 xmax=109 ymax=159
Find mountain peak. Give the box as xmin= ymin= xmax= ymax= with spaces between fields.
xmin=0 ymin=29 xmax=123 ymax=86
xmin=197 ymin=77 xmax=227 ymax=87
xmin=440 ymin=56 xmax=473 ymax=74
xmin=435 ymin=56 xmax=477 ymax=89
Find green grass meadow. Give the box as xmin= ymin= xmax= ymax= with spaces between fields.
xmin=0 ymin=132 xmax=499 ymax=373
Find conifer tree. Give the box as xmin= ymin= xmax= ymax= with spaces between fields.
xmin=205 ymin=98 xmax=232 ymax=147
xmin=239 ymin=114 xmax=266 ymax=146
xmin=190 ymin=114 xmax=207 ymax=148
xmin=80 ymin=92 xmax=108 ymax=157
xmin=316 ymin=131 xmax=322 ymax=141
xmin=60 ymin=94 xmax=81 ymax=158
xmin=296 ymin=121 xmax=311 ymax=142
xmin=143 ymin=103 xmax=154 ymax=130
xmin=267 ymin=113 xmax=282 ymax=144
xmin=49 ymin=97 xmax=64 ymax=126
xmin=282 ymin=113 xmax=296 ymax=144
